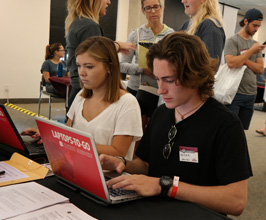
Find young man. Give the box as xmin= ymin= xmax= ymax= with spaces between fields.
xmin=100 ymin=32 xmax=252 ymax=216
xmin=224 ymin=8 xmax=266 ymax=130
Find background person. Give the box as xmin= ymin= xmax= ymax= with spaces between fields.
xmin=256 ymin=121 xmax=266 ymax=136
xmin=120 ymin=0 xmax=174 ymax=131
xmin=22 ymin=36 xmax=142 ymax=160
xmin=100 ymin=32 xmax=252 ymax=216
xmin=65 ymin=0 xmax=136 ymax=110
xmin=224 ymin=8 xmax=265 ymax=130
xmin=179 ymin=0 xmax=225 ymax=64
xmin=41 ymin=43 xmax=69 ymax=94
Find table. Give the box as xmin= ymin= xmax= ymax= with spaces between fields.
xmin=36 ymin=176 xmax=232 ymax=220
xmin=49 ymin=76 xmax=72 ymax=107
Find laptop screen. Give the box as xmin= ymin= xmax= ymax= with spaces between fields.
xmin=35 ymin=117 xmax=108 ymax=201
xmin=0 ymin=104 xmax=25 ymax=151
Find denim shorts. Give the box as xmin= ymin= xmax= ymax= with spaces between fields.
xmin=226 ymin=93 xmax=256 ymax=130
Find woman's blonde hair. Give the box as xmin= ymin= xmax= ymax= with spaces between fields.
xmin=187 ymin=0 xmax=224 ymax=35
xmin=75 ymin=36 xmax=125 ymax=103
xmin=65 ymin=0 xmax=102 ymax=36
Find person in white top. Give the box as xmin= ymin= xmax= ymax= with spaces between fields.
xmin=21 ymin=36 xmax=142 ymax=160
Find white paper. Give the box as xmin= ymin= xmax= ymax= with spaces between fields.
xmin=0 ymin=182 xmax=69 ymax=219
xmin=0 ymin=162 xmax=29 ymax=182
xmin=8 ymin=203 xmax=97 ymax=220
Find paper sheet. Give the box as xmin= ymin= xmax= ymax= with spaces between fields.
xmin=8 ymin=203 xmax=97 ymax=220
xmin=0 ymin=162 xmax=29 ymax=182
xmin=0 ymin=153 xmax=48 ymax=186
xmin=0 ymin=181 xmax=69 ymax=219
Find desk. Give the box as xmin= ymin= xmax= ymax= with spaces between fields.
xmin=37 ymin=176 xmax=232 ymax=220
xmin=49 ymin=76 xmax=72 ymax=108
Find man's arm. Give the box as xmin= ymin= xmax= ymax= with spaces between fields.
xmin=225 ymin=43 xmax=265 ymax=71
xmin=245 ymin=57 xmax=264 ymax=74
xmin=173 ymin=179 xmax=247 ymax=216
xmin=106 ymin=171 xmax=247 ymax=216
xmin=100 ymin=154 xmax=148 ymax=175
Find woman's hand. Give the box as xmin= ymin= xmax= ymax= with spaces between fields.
xmin=20 ymin=128 xmax=42 ymax=144
xmin=143 ymin=68 xmax=155 ymax=79
xmin=116 ymin=41 xmax=137 ymax=55
xmin=106 ymin=174 xmax=161 ymax=197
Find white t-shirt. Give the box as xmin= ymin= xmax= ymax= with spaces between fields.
xmin=67 ymin=91 xmax=143 ymax=160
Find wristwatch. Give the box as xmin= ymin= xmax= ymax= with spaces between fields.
xmin=159 ymin=176 xmax=173 ymax=197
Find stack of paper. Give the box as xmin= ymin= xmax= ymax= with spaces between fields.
xmin=0 ymin=181 xmax=97 ymax=220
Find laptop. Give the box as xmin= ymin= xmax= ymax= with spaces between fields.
xmin=35 ymin=117 xmax=141 ymax=204
xmin=0 ymin=104 xmax=46 ymax=157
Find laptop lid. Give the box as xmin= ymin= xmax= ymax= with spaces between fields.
xmin=0 ymin=104 xmax=30 ymax=155
xmin=35 ymin=117 xmax=112 ymax=204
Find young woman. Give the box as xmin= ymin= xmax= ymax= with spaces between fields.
xmin=179 ymin=0 xmax=225 ymax=64
xmin=41 ymin=43 xmax=69 ymax=94
xmin=65 ymin=0 xmax=136 ymax=109
xmin=22 ymin=37 xmax=142 ymax=160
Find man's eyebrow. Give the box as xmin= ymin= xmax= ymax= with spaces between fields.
xmin=157 ymin=75 xmax=176 ymax=80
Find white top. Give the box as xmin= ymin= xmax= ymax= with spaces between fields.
xmin=67 ymin=91 xmax=143 ymax=160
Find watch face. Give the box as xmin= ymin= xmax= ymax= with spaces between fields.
xmin=160 ymin=176 xmax=172 ymax=187
xmin=159 ymin=176 xmax=173 ymax=197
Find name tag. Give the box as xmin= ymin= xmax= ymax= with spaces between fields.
xmin=240 ymin=49 xmax=247 ymax=55
xmin=179 ymin=146 xmax=199 ymax=163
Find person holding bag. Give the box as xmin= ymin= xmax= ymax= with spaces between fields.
xmin=120 ymin=0 xmax=174 ymax=130
xmin=224 ymin=8 xmax=265 ymax=130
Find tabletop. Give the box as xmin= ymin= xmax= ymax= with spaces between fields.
xmin=37 ymin=176 xmax=232 ymax=220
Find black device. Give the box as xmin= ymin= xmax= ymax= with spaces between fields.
xmin=159 ymin=176 xmax=173 ymax=197
xmin=262 ymin=41 xmax=266 ymax=45
xmin=138 ymin=42 xmax=153 ymax=49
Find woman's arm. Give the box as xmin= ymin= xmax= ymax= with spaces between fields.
xmin=43 ymin=71 xmax=51 ymax=83
xmin=115 ymin=41 xmax=137 ymax=55
xmin=20 ymin=128 xmax=42 ymax=144
xmin=96 ymin=135 xmax=133 ymax=157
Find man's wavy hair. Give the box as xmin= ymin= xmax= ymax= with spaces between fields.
xmin=146 ymin=32 xmax=219 ymax=100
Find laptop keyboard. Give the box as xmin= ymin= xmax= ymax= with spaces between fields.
xmin=24 ymin=141 xmax=45 ymax=154
xmin=105 ymin=176 xmax=137 ymax=197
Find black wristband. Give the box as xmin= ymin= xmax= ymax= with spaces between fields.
xmin=116 ymin=156 xmax=127 ymax=166
xmin=114 ymin=41 xmax=121 ymax=52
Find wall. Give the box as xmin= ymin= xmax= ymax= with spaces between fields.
xmin=0 ymin=0 xmax=50 ymax=101
xmin=1 ymin=0 xmax=266 ymax=101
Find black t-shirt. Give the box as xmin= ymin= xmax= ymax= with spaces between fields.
xmin=136 ymin=97 xmax=252 ymax=186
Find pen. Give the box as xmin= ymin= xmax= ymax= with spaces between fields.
xmin=0 ymin=170 xmax=5 ymax=175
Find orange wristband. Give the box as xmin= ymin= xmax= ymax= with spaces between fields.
xmin=170 ymin=176 xmax=179 ymax=198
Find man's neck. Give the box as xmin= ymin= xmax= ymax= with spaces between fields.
xmin=238 ymin=28 xmax=251 ymax=40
